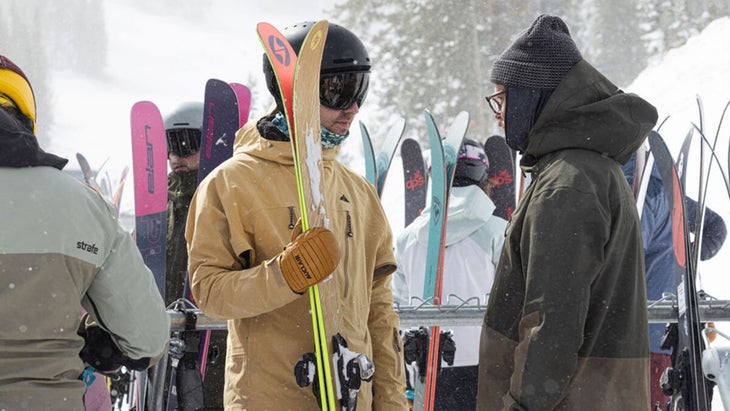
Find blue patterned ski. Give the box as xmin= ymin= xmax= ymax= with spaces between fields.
xmin=414 ymin=110 xmax=468 ymax=411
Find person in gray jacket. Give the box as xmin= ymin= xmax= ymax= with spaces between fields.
xmin=0 ymin=54 xmax=169 ymax=411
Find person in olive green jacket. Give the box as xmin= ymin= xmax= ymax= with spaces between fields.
xmin=478 ymin=15 xmax=657 ymax=410
xmin=185 ymin=23 xmax=407 ymax=410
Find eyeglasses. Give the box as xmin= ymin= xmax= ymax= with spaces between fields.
xmin=320 ymin=71 xmax=369 ymax=110
xmin=166 ymin=128 xmax=201 ymax=157
xmin=485 ymin=90 xmax=506 ymax=115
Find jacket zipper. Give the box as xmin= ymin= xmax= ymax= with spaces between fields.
xmin=392 ymin=328 xmax=402 ymax=377
xmin=343 ymin=211 xmax=352 ymax=298
xmin=287 ymin=206 xmax=296 ymax=229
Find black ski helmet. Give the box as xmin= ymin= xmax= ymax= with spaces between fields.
xmin=263 ymin=22 xmax=371 ymax=112
xmin=164 ymin=101 xmax=203 ymax=157
xmin=453 ymin=139 xmax=490 ymax=187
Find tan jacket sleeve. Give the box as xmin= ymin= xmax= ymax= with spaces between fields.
xmin=185 ymin=171 xmax=299 ymax=319
xmin=368 ymin=221 xmax=408 ymax=410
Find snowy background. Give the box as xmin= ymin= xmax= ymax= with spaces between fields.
xmin=26 ymin=0 xmax=730 ymax=407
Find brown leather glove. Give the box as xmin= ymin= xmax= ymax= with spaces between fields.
xmin=279 ymin=226 xmax=339 ymax=294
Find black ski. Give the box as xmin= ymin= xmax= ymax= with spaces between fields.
xmin=401 ymin=137 xmax=427 ymax=227
xmin=484 ymin=135 xmax=515 ymax=220
xmin=649 ymin=130 xmax=710 ymax=411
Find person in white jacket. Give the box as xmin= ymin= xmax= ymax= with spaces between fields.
xmin=392 ymin=138 xmax=507 ymax=410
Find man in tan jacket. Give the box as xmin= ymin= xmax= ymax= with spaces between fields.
xmin=186 ymin=22 xmax=407 ymax=410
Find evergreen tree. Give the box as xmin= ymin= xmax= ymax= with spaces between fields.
xmin=330 ymin=1 xmax=540 ymax=143
xmin=330 ymin=0 xmax=730 ymax=145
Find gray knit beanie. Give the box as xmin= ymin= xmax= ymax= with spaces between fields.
xmin=491 ymin=14 xmax=582 ymax=90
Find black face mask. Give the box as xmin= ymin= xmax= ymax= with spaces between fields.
xmin=504 ymin=87 xmax=553 ymax=152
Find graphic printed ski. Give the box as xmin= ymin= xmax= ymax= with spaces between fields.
xmin=165 ymin=79 xmax=248 ymax=410
xmin=197 ymin=79 xmax=241 ymax=381
xmin=197 ymin=79 xmax=240 ymax=180
xmin=484 ymin=135 xmax=515 ymax=221
xmin=257 ymin=20 xmax=338 ymax=410
xmin=414 ymin=110 xmax=469 ymax=411
xmin=360 ymin=118 xmax=406 ymax=197
xmin=401 ymin=138 xmax=427 ymax=227
xmin=648 ymin=131 xmax=711 ymax=411
xmin=131 ymin=101 xmax=168 ymax=301
xmin=229 ymin=82 xmax=252 ymax=128
xmin=131 ymin=100 xmax=168 ymax=410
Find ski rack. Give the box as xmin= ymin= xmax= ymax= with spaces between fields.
xmin=168 ymin=295 xmax=730 ymax=331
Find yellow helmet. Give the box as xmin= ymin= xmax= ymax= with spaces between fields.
xmin=0 ymin=55 xmax=36 ymax=130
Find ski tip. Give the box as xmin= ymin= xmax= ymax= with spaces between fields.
xmin=359 ymin=120 xmax=369 ymax=136
xmin=206 ymin=78 xmax=227 ymax=86
xmin=454 ymin=110 xmax=469 ymax=123
xmin=256 ymin=21 xmax=273 ymax=31
xmin=131 ymin=100 xmax=157 ymax=108
xmin=230 ymin=83 xmax=251 ymax=96
xmin=392 ymin=116 xmax=407 ymax=135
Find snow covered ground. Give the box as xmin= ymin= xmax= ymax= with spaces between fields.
xmin=43 ymin=1 xmax=730 ymax=407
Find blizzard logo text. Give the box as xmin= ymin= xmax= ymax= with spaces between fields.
xmin=77 ymin=241 xmax=99 ymax=255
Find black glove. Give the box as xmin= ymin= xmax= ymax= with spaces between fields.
xmin=78 ymin=313 xmax=149 ymax=373
xmin=440 ymin=330 xmax=456 ymax=367
xmin=402 ymin=327 xmax=429 ymax=383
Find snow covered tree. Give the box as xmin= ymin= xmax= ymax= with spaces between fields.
xmin=330 ymin=0 xmax=730 ymax=143
xmin=330 ymin=0 xmax=543 ymax=143
xmin=0 ymin=1 xmax=53 ymax=143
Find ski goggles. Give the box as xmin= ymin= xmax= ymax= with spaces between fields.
xmin=0 ymin=92 xmax=18 ymax=109
xmin=319 ymin=71 xmax=369 ymax=110
xmin=458 ymin=143 xmax=490 ymax=170
xmin=166 ymin=128 xmax=201 ymax=158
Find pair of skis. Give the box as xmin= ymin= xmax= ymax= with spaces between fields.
xmin=643 ymin=96 xmax=730 ymax=410
xmin=648 ymin=130 xmax=710 ymax=411
xmin=259 ymin=20 xmax=379 ymax=411
xmin=166 ymin=79 xmax=250 ymax=411
xmin=257 ymin=20 xmax=340 ymax=411
xmin=401 ymin=134 xmax=514 ymax=227
xmin=360 ymin=118 xmax=406 ymax=197
xmin=76 ymin=153 xmax=130 ymax=214
xmin=410 ymin=110 xmax=469 ymax=411
xmin=404 ymin=127 xmax=512 ymax=410
xmin=130 ymin=79 xmax=250 ymax=410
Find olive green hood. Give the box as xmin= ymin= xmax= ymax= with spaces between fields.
xmin=524 ymin=60 xmax=657 ymax=165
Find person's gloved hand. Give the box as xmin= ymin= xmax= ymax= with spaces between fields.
xmin=77 ymin=313 xmax=149 ymax=374
xmin=279 ymin=223 xmax=339 ymax=294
